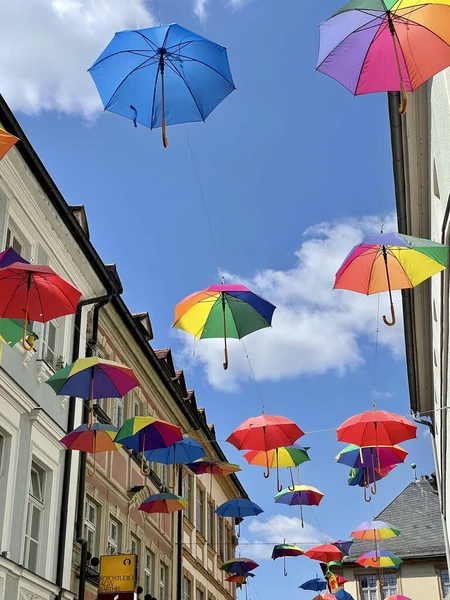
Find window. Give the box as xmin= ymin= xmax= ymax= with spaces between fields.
xmin=145 ymin=550 xmax=154 ymax=595
xmin=183 ymin=576 xmax=191 ymax=600
xmin=224 ymin=526 xmax=232 ymax=562
xmin=0 ymin=434 xmax=4 ymax=476
xmin=441 ymin=569 xmax=450 ymax=597
xmin=134 ymin=400 xmax=141 ymax=417
xmin=207 ymin=502 xmax=214 ymax=546
xmin=159 ymin=563 xmax=168 ymax=600
xmin=108 ymin=518 xmax=121 ymax=554
xmin=130 ymin=534 xmax=140 ymax=557
xmin=216 ymin=515 xmax=223 ymax=558
xmin=24 ymin=462 xmax=45 ymax=572
xmin=41 ymin=321 xmax=59 ymax=368
xmin=183 ymin=473 xmax=192 ymax=520
xmin=196 ymin=589 xmax=204 ymax=600
xmin=196 ymin=486 xmax=205 ymax=535
xmin=113 ymin=398 xmax=124 ymax=428
xmin=84 ymin=500 xmax=97 ymax=555
xmin=360 ymin=574 xmax=378 ymax=600
xmin=5 ymin=226 xmax=24 ymax=256
xmin=381 ymin=573 xmax=397 ymax=598
xmin=161 ymin=464 xmax=169 ymax=487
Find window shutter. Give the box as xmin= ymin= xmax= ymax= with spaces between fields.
xmin=0 ymin=190 xmax=9 ymax=250
xmin=36 ymin=244 xmax=49 ymax=266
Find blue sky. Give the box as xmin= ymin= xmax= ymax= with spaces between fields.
xmin=2 ymin=0 xmax=435 ymax=597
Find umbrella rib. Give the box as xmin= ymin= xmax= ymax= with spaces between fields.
xmin=104 ymin=56 xmax=160 ymax=112
xmin=135 ymin=30 xmax=161 ymax=52
xmin=170 ymin=52 xmax=236 ymax=87
xmin=89 ymin=49 xmax=157 ymax=70
xmin=385 ymin=247 xmax=414 ymax=288
xmin=0 ymin=277 xmax=27 ymax=317
xmin=150 ymin=27 xmax=171 ymax=130
xmin=353 ymin=16 xmax=391 ymax=94
xmin=164 ymin=59 xmax=206 ymax=121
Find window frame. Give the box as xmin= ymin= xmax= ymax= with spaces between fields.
xmin=207 ymin=501 xmax=215 ymax=547
xmin=113 ymin=397 xmax=124 ymax=429
xmin=441 ymin=568 xmax=450 ymax=598
xmin=84 ymin=499 xmax=97 ymax=556
xmin=183 ymin=472 xmax=193 ymax=521
xmin=183 ymin=576 xmax=191 ymax=600
xmin=359 ymin=573 xmax=379 ymax=600
xmin=196 ymin=588 xmax=204 ymax=600
xmin=108 ymin=517 xmax=121 ymax=555
xmin=216 ymin=515 xmax=223 ymax=559
xmin=145 ymin=549 xmax=155 ymax=596
xmin=5 ymin=224 xmax=25 ymax=257
xmin=196 ymin=485 xmax=205 ymax=536
xmin=381 ymin=572 xmax=397 ymax=598
xmin=23 ymin=462 xmax=46 ymax=573
xmin=159 ymin=562 xmax=168 ymax=600
xmin=130 ymin=532 xmax=140 ymax=557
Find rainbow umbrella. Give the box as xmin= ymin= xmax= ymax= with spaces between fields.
xmin=317 ymin=0 xmax=450 ymax=114
xmin=139 ymin=492 xmax=187 ymax=514
xmin=274 ymin=485 xmax=324 ymax=527
xmin=334 ymin=233 xmax=448 ymax=326
xmin=385 ymin=596 xmax=412 ymax=600
xmin=348 ymin=465 xmax=395 ymax=490
xmin=59 ymin=423 xmax=119 ymax=476
xmin=243 ymin=444 xmax=311 ymax=491
xmin=225 ymin=573 xmax=254 ymax=587
xmin=220 ymin=558 xmax=259 ymax=575
xmin=351 ymin=520 xmax=400 ymax=541
xmin=46 ymin=357 xmax=140 ymax=427
xmin=174 ymin=283 xmax=276 ymax=369
xmin=271 ymin=544 xmax=304 ymax=576
xmin=0 ymin=128 xmax=19 ymax=161
xmin=356 ymin=550 xmax=402 ymax=568
xmin=115 ymin=416 xmax=183 ymax=474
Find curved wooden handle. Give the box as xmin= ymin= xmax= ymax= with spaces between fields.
xmin=22 ymin=331 xmax=34 ymax=351
xmin=288 ymin=467 xmax=295 ymax=491
xmin=162 ymin=117 xmax=168 ymax=148
xmin=382 ymin=303 xmax=396 ymax=327
xmin=399 ymin=84 xmax=408 ymax=115
xmin=364 ymin=486 xmax=372 ymax=503
xmin=223 ymin=346 xmax=229 ymax=370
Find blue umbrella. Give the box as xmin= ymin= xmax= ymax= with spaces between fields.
xmin=298 ymin=577 xmax=327 ymax=592
xmin=144 ymin=437 xmax=206 ymax=464
xmin=333 ymin=540 xmax=353 ymax=557
xmin=335 ymin=591 xmax=355 ymax=600
xmin=89 ymin=23 xmax=235 ymax=147
xmin=216 ymin=499 xmax=263 ymax=536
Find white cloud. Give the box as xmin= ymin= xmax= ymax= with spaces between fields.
xmin=0 ymin=0 xmax=153 ymax=116
xmin=194 ymin=0 xmax=209 ymax=21
xmin=175 ymin=214 xmax=405 ymax=390
xmin=237 ymin=514 xmax=330 ymax=560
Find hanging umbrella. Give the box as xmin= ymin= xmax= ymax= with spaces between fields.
xmin=89 ymin=24 xmax=235 ymax=148
xmin=299 ymin=578 xmax=327 ymax=592
xmin=220 ymin=558 xmax=259 ymax=575
xmin=46 ymin=357 xmax=140 ymax=428
xmin=385 ymin=597 xmax=412 ymax=600
xmin=174 ymin=283 xmax=276 ymax=369
xmin=0 ymin=262 xmax=82 ymax=349
xmin=0 ymin=248 xmax=28 ymax=268
xmin=312 ymin=595 xmax=338 ymax=600
xmin=59 ymin=423 xmax=119 ymax=476
xmin=185 ymin=460 xmax=241 ymax=495
xmin=243 ymin=444 xmax=311 ymax=491
xmin=216 ymin=499 xmax=263 ymax=536
xmin=348 ymin=465 xmax=395 ymax=499
xmin=334 ymin=591 xmax=354 ymax=600
xmin=271 ymin=544 xmax=304 ymax=576
xmin=332 ymin=540 xmax=353 ymax=557
xmin=144 ymin=436 xmax=206 ymax=489
xmin=351 ymin=520 xmax=400 ymax=541
xmin=317 ymin=0 xmax=450 ymax=114
xmin=305 ymin=545 xmax=343 ymax=563
xmin=356 ymin=550 xmax=402 ymax=568
xmin=225 ymin=573 xmax=254 ymax=587
xmin=334 ymin=233 xmax=448 ymax=326
xmin=0 ymin=128 xmax=19 ymax=161
xmin=227 ymin=415 xmax=304 ymax=478
xmin=337 ymin=410 xmax=417 ymax=447
xmin=332 ymin=577 xmax=349 ymax=591
xmin=139 ymin=492 xmax=187 ymax=514
xmin=115 ymin=416 xmax=183 ymax=475
xmin=337 ymin=444 xmax=407 ymax=470
xmin=274 ymin=485 xmax=324 ymax=527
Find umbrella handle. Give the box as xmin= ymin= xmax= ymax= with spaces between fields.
xmin=381 ymin=246 xmax=396 ymax=327
xmin=382 ymin=303 xmax=396 ymax=327
xmin=276 ymin=450 xmax=283 ymax=492
xmin=300 ymin=503 xmax=304 ymax=528
xmin=141 ymin=457 xmax=151 ymax=476
xmin=223 ymin=345 xmax=229 ymax=370
xmin=160 ymin=57 xmax=168 ymax=148
xmin=364 ymin=486 xmax=372 ymax=503
xmin=283 ymin=556 xmax=287 ymax=577
xmin=388 ymin=12 xmax=408 ymax=115
xmin=87 ymin=400 xmax=94 ymax=430
xmin=264 ymin=450 xmax=270 ymax=478
xmin=370 ymin=477 xmax=377 ymax=495
xmin=288 ymin=467 xmax=296 ymax=491
xmin=22 ymin=288 xmax=34 ymax=350
xmin=222 ymin=294 xmax=229 ymax=370
xmin=87 ymin=434 xmax=97 ymax=477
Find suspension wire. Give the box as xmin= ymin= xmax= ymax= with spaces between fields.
xmin=372 ymin=295 xmax=381 ymax=410
xmin=153 ymin=0 xmax=162 ymax=26
xmin=241 ymin=339 xmax=266 ymax=414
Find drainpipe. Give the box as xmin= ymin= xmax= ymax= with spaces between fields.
xmin=176 ymin=466 xmax=183 ymax=600
xmin=55 ymin=293 xmax=113 ymax=594
xmin=412 ymin=413 xmax=450 ymax=563
xmin=76 ymin=294 xmax=114 ymax=600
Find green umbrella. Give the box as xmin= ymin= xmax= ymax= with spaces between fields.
xmin=0 ymin=318 xmax=35 ymax=347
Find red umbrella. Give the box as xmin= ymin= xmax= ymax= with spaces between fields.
xmin=305 ymin=544 xmax=343 ymax=563
xmin=226 ymin=415 xmax=304 ymax=477
xmin=0 ymin=263 xmax=81 ymax=349
xmin=336 ymin=410 xmax=417 ymax=447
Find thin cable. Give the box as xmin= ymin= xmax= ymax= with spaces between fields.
xmin=372 ymin=295 xmax=381 ymax=410
xmin=184 ymin=126 xmax=224 ymax=279
xmin=153 ymin=0 xmax=162 ymax=26
xmin=241 ymin=339 xmax=266 ymax=413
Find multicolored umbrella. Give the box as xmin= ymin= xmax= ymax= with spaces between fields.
xmin=227 ymin=415 xmax=304 ymax=478
xmin=0 ymin=263 xmax=82 ymax=349
xmin=89 ymin=24 xmax=235 ymax=148
xmin=305 ymin=544 xmax=343 ymax=563
xmin=243 ymin=444 xmax=311 ymax=491
xmin=59 ymin=423 xmax=119 ymax=476
xmin=299 ymin=578 xmax=327 ymax=592
xmin=356 ymin=550 xmax=402 ymax=568
xmin=317 ymin=0 xmax=450 ymax=114
xmin=225 ymin=574 xmax=254 ymax=587
xmin=0 ymin=128 xmax=19 ymax=161
xmin=220 ymin=558 xmax=259 ymax=575
xmin=385 ymin=596 xmax=412 ymax=600
xmin=348 ymin=465 xmax=395 ymax=499
xmin=271 ymin=544 xmax=304 ymax=576
xmin=185 ymin=460 xmax=241 ymax=476
xmin=115 ymin=416 xmax=183 ymax=474
xmin=274 ymin=485 xmax=324 ymax=527
xmin=144 ymin=437 xmax=206 ymax=464
xmin=337 ymin=444 xmax=407 ymax=470
xmin=351 ymin=520 xmax=400 ymax=541
xmin=337 ymin=410 xmax=417 ymax=447
xmin=174 ymin=283 xmax=276 ymax=369
xmin=334 ymin=233 xmax=448 ymax=326
xmin=139 ymin=492 xmax=187 ymax=514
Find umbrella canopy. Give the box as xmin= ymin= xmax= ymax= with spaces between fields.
xmin=317 ymin=0 xmax=450 ymax=114
xmin=334 ymin=591 xmax=354 ymax=600
xmin=216 ymin=499 xmax=263 ymax=519
xmin=356 ymin=550 xmax=402 ymax=568
xmin=271 ymin=544 xmax=304 ymax=559
xmin=89 ymin=24 xmax=235 ymax=147
xmin=0 ymin=248 xmax=28 ymax=268
xmin=144 ymin=437 xmax=206 ymax=464
xmin=385 ymin=597 xmax=412 ymax=600
xmin=60 ymin=423 xmax=119 ymax=453
xmin=243 ymin=445 xmax=310 ymax=468
xmin=227 ymin=415 xmax=304 ymax=452
xmin=174 ymin=283 xmax=276 ymax=369
xmin=139 ymin=492 xmax=187 ymax=514
xmin=46 ymin=357 xmax=139 ymax=400
xmin=305 ymin=544 xmax=343 ymax=563
xmin=348 ymin=465 xmax=395 ymax=488
xmin=274 ymin=485 xmax=324 ymax=506
xmin=220 ymin=558 xmax=259 ymax=575
xmin=0 ymin=128 xmax=19 ymax=161
xmin=312 ymin=595 xmax=338 ymax=600
xmin=334 ymin=233 xmax=448 ymax=325
xmin=225 ymin=574 xmax=254 ymax=585
xmin=332 ymin=540 xmax=353 ymax=556
xmin=185 ymin=461 xmax=241 ymax=476
xmin=299 ymin=578 xmax=327 ymax=592
xmin=0 ymin=251 xmax=34 ymax=348
xmin=336 ymin=444 xmax=407 ymax=470
xmin=351 ymin=520 xmax=400 ymax=541
xmin=337 ymin=410 xmax=417 ymax=446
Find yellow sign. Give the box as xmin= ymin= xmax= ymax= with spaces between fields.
xmin=99 ymin=554 xmax=137 ymax=593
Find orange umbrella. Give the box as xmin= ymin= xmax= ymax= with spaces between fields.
xmin=0 ymin=128 xmax=19 ymax=161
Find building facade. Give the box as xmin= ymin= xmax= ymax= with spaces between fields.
xmin=338 ymin=477 xmax=448 ymax=600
